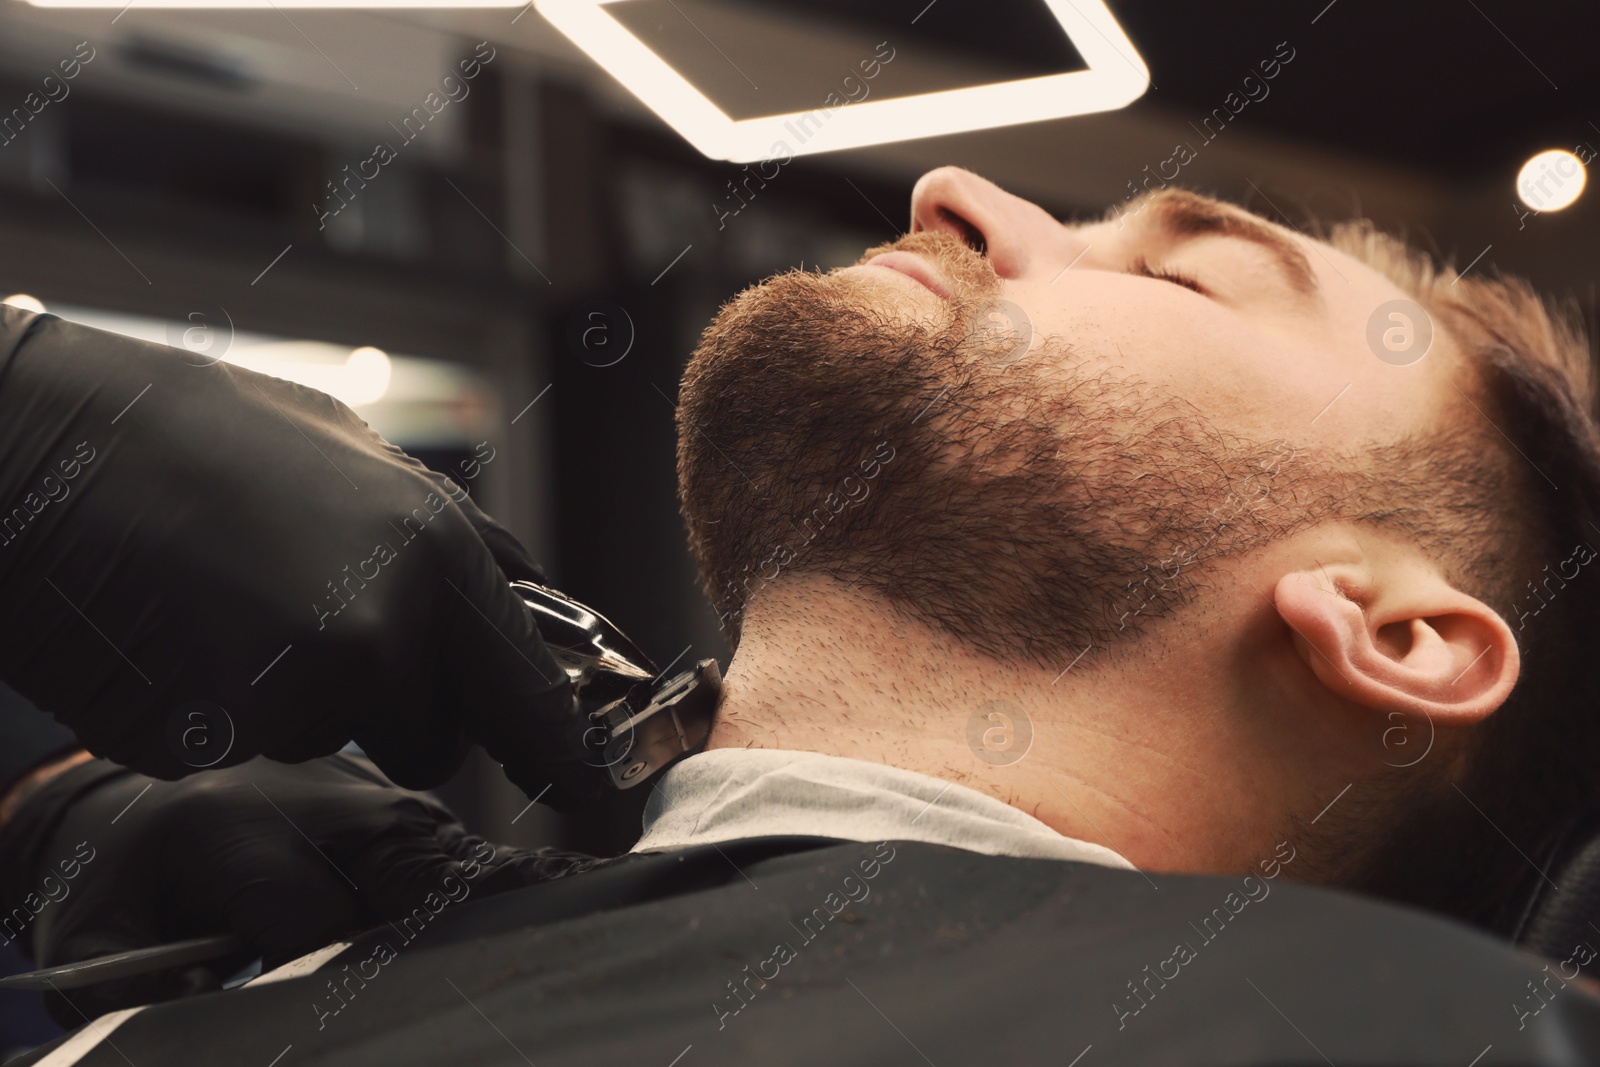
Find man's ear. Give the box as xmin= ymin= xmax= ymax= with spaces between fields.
xmin=1272 ymin=567 xmax=1519 ymax=726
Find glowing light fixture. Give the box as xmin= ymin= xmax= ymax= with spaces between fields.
xmin=3 ymin=294 xmax=47 ymax=313
xmin=1517 ymin=149 xmax=1587 ymax=212
xmin=27 ymin=0 xmax=517 ymax=7
xmin=534 ymin=0 xmax=1149 ymax=161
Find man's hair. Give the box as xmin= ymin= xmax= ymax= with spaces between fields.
xmin=1318 ymin=216 xmax=1600 ymax=935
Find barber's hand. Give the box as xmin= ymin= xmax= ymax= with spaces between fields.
xmin=0 ymin=753 xmax=599 ymax=1026
xmin=0 ymin=306 xmax=597 ymax=806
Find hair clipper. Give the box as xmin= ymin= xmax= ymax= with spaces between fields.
xmin=511 ymin=580 xmax=721 ymax=790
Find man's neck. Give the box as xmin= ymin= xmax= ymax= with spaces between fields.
xmin=702 ymin=574 xmax=1315 ymax=875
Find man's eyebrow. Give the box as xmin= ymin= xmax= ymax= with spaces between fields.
xmin=1119 ymin=189 xmax=1322 ymax=305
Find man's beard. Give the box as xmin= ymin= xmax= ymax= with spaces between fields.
xmin=676 ymin=231 xmax=1336 ymax=669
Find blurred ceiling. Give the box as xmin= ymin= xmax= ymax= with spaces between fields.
xmin=0 ymin=0 xmax=1594 ymax=288
xmin=1119 ymin=1 xmax=1594 ymax=179
xmin=2 ymin=1 xmax=1590 ymax=173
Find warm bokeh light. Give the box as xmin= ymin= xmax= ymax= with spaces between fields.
xmin=2 ymin=294 xmax=47 ymax=314
xmin=1517 ymin=149 xmax=1588 ymax=212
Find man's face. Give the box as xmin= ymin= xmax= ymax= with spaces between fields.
xmin=852 ymin=168 xmax=1461 ymax=445
xmin=676 ymin=168 xmax=1463 ymax=663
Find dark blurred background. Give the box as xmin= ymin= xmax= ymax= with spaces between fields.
xmin=0 ymin=0 xmax=1594 ymax=867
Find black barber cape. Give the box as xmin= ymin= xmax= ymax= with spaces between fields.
xmin=16 ymin=835 xmax=1600 ymax=1066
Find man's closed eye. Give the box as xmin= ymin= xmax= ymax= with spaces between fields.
xmin=1130 ymin=255 xmax=1210 ymax=296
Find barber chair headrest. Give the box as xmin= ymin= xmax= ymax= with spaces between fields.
xmin=1508 ymin=811 xmax=1600 ymax=960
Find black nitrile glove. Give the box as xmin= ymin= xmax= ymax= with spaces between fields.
xmin=0 ymin=753 xmax=601 ymax=1026
xmin=0 ymin=306 xmax=601 ymax=808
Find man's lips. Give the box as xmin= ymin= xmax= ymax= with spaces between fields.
xmin=862 ymin=252 xmax=950 ymax=299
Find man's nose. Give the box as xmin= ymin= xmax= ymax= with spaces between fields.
xmin=909 ymin=166 xmax=1075 ymax=280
